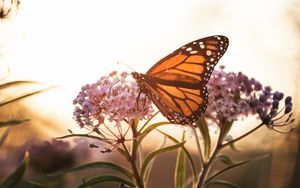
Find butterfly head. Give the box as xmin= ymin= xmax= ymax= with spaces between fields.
xmin=131 ymin=72 xmax=139 ymax=80
xmin=131 ymin=72 xmax=146 ymax=91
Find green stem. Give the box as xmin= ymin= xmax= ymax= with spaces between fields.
xmin=196 ymin=122 xmax=265 ymax=188
xmin=192 ymin=128 xmax=204 ymax=166
xmin=124 ymin=121 xmax=144 ymax=188
xmin=139 ymin=111 xmax=159 ymax=133
xmin=196 ymin=134 xmax=222 ymax=188
xmin=221 ymin=122 xmax=264 ymax=148
xmin=122 ymin=141 xmax=144 ymax=188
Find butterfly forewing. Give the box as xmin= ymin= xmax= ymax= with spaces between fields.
xmin=147 ymin=35 xmax=228 ymax=84
xmin=134 ymin=35 xmax=229 ymax=126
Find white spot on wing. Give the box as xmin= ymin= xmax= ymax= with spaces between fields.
xmin=206 ymin=50 xmax=212 ymax=56
xmin=186 ymin=47 xmax=192 ymax=51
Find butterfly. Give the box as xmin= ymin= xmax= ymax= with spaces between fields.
xmin=132 ymin=35 xmax=229 ymax=126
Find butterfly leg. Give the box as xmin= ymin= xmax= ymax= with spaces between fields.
xmin=136 ymin=91 xmax=141 ymax=111
xmin=142 ymin=94 xmax=147 ymax=111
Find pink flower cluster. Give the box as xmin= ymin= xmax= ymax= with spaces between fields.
xmin=73 ymin=71 xmax=154 ymax=130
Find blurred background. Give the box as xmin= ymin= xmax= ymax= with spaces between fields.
xmin=0 ymin=0 xmax=300 ymax=187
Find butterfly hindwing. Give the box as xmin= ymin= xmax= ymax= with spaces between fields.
xmin=140 ymin=74 xmax=208 ymax=124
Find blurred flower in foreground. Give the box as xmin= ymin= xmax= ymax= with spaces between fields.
xmin=206 ymin=66 xmax=294 ymax=131
xmin=29 ymin=139 xmax=76 ymax=173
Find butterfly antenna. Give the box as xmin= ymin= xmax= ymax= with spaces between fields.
xmin=116 ymin=61 xmax=135 ymax=72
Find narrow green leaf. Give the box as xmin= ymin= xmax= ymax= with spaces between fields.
xmin=136 ymin=121 xmax=170 ymax=146
xmin=224 ymin=135 xmax=239 ymax=151
xmin=78 ymin=175 xmax=135 ymax=188
xmin=0 ymin=128 xmax=10 ymax=146
xmin=229 ymin=142 xmax=239 ymax=152
xmin=219 ymin=121 xmax=233 ymax=144
xmin=156 ymin=129 xmax=197 ymax=182
xmin=0 ymin=119 xmax=30 ymax=128
xmin=0 ymin=81 xmax=42 ymax=90
xmin=0 ymin=86 xmax=56 ymax=107
xmin=143 ymin=136 xmax=167 ymax=183
xmin=49 ymin=161 xmax=134 ymax=180
xmin=138 ymin=111 xmax=160 ymax=132
xmin=216 ymin=154 xmax=234 ymax=166
xmin=206 ymin=179 xmax=240 ymax=188
xmin=0 ymin=152 xmax=29 ymax=188
xmin=175 ymin=132 xmax=186 ymax=188
xmin=196 ymin=118 xmax=211 ymax=160
xmin=140 ymin=122 xmax=170 ymax=138
xmin=25 ymin=180 xmax=51 ymax=188
xmin=206 ymin=154 xmax=270 ymax=183
xmin=141 ymin=141 xmax=185 ymax=181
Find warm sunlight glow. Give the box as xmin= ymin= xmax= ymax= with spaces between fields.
xmin=1 ymin=0 xmax=299 ymax=138
xmin=1 ymin=1 xmax=299 ymax=188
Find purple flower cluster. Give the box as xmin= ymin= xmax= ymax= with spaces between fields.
xmin=254 ymin=92 xmax=294 ymax=130
xmin=73 ymin=71 xmax=154 ymax=131
xmin=206 ymin=66 xmax=294 ymax=129
xmin=206 ymin=66 xmax=262 ymax=122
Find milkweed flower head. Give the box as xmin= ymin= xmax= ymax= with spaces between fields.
xmin=206 ymin=66 xmax=294 ymax=130
xmin=73 ymin=71 xmax=154 ymax=131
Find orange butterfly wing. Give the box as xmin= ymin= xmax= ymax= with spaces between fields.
xmin=133 ymin=35 xmax=229 ymax=125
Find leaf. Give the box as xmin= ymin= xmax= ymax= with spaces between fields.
xmin=196 ymin=118 xmax=211 ymax=160
xmin=25 ymin=180 xmax=51 ymax=188
xmin=206 ymin=154 xmax=270 ymax=183
xmin=133 ymin=121 xmax=171 ymax=177
xmin=0 ymin=119 xmax=30 ymax=129
xmin=0 ymin=86 xmax=56 ymax=107
xmin=49 ymin=161 xmax=134 ymax=181
xmin=136 ymin=121 xmax=170 ymax=146
xmin=143 ymin=136 xmax=167 ymax=184
xmin=219 ymin=121 xmax=233 ymax=144
xmin=140 ymin=141 xmax=186 ymax=181
xmin=139 ymin=122 xmax=170 ymax=139
xmin=0 ymin=128 xmax=10 ymax=146
xmin=156 ymin=129 xmax=197 ymax=182
xmin=0 ymin=81 xmax=42 ymax=90
xmin=0 ymin=151 xmax=29 ymax=188
xmin=224 ymin=135 xmax=239 ymax=152
xmin=78 ymin=175 xmax=135 ymax=188
xmin=206 ymin=179 xmax=240 ymax=188
xmin=216 ymin=154 xmax=234 ymax=166
xmin=174 ymin=132 xmax=186 ymax=188
xmin=229 ymin=142 xmax=239 ymax=152
xmin=138 ymin=111 xmax=160 ymax=132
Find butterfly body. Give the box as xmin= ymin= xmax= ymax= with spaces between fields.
xmin=132 ymin=35 xmax=229 ymax=126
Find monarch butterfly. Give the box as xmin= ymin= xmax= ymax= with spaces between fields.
xmin=132 ymin=35 xmax=229 ymax=126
